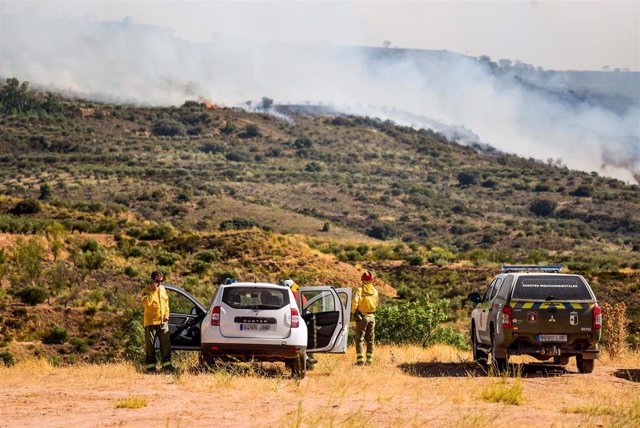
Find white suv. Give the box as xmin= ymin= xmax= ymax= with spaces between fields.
xmin=162 ymin=282 xmax=352 ymax=378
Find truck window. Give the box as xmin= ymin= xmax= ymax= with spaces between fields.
xmin=222 ymin=287 xmax=290 ymax=309
xmin=482 ymin=279 xmax=498 ymax=302
xmin=512 ymin=275 xmax=592 ymax=301
xmin=490 ymin=278 xmax=503 ymax=300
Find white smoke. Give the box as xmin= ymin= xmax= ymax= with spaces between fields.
xmin=1 ymin=14 xmax=638 ymax=182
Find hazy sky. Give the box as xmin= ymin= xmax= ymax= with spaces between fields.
xmin=2 ymin=0 xmax=639 ymax=71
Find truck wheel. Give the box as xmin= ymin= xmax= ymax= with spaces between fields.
xmin=553 ymin=356 xmax=570 ymax=366
xmin=472 ymin=327 xmax=488 ymax=364
xmin=290 ymin=355 xmax=306 ymax=379
xmin=576 ymin=355 xmax=595 ymax=374
xmin=490 ymin=330 xmax=508 ymax=373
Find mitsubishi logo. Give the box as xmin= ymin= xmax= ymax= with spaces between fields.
xmin=548 ymin=315 xmax=556 ymax=323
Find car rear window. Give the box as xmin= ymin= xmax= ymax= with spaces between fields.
xmin=222 ymin=287 xmax=290 ymax=309
xmin=512 ymin=275 xmax=592 ymax=301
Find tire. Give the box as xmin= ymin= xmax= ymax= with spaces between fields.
xmin=490 ymin=330 xmax=508 ymax=373
xmin=471 ymin=326 xmax=488 ymax=365
xmin=290 ymin=354 xmax=306 ymax=379
xmin=576 ymin=355 xmax=595 ymax=374
xmin=553 ymin=356 xmax=570 ymax=366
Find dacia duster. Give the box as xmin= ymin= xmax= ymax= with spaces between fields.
xmin=468 ymin=266 xmax=601 ymax=373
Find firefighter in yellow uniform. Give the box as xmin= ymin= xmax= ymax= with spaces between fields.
xmin=352 ymin=271 xmax=379 ymax=365
xmin=142 ymin=271 xmax=173 ymax=373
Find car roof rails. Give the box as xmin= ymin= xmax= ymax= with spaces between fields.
xmin=501 ymin=265 xmax=563 ymax=273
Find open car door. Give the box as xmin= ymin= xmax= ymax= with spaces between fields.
xmin=298 ymin=287 xmax=352 ymax=354
xmin=163 ymin=284 xmax=207 ymax=351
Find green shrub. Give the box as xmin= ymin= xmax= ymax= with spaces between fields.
xmin=124 ymin=266 xmax=139 ymax=277
xmin=11 ymin=199 xmax=42 ymax=215
xmin=42 ymin=326 xmax=68 ymax=344
xmin=190 ymin=260 xmax=210 ymax=275
xmin=152 ymin=119 xmax=185 ymax=137
xmin=457 ymin=171 xmax=478 ymax=186
xmin=571 ymin=185 xmax=594 ymax=197
xmin=294 ymin=137 xmax=313 ymax=149
xmin=75 ymin=249 xmax=106 ymax=271
xmin=80 ymin=239 xmax=100 ymax=252
xmin=367 ymin=223 xmax=397 ymax=240
xmin=156 ymin=250 xmax=179 ymax=266
xmin=195 ymin=250 xmax=220 ymax=263
xmin=139 ymin=223 xmax=174 ymax=241
xmin=243 ymin=124 xmax=260 ymax=138
xmin=220 ymin=122 xmax=236 ymax=134
xmin=305 ymin=161 xmax=323 ymax=172
xmin=407 ymin=254 xmax=424 ymax=266
xmin=17 ymin=286 xmax=47 ymax=305
xmin=375 ymin=299 xmax=467 ymax=349
xmin=69 ymin=336 xmax=89 ymax=353
xmin=219 ymin=217 xmax=260 ymax=231
xmin=0 ymin=351 xmax=15 ymax=366
xmin=529 ymin=199 xmax=557 ymax=217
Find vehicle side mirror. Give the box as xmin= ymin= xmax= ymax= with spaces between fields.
xmin=190 ymin=306 xmax=198 ymax=315
xmin=468 ymin=293 xmax=482 ymax=304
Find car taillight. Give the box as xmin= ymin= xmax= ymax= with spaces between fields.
xmin=291 ymin=307 xmax=300 ymax=328
xmin=211 ymin=306 xmax=221 ymax=326
xmin=502 ymin=305 xmax=512 ymax=329
xmin=593 ymin=305 xmax=602 ymax=329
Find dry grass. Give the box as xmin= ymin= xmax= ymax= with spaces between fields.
xmin=0 ymin=345 xmax=639 ymax=427
xmin=115 ymin=395 xmax=148 ymax=409
xmin=602 ymin=302 xmax=629 ymax=359
xmin=479 ymin=376 xmax=524 ymax=405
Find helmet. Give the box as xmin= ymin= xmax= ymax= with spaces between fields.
xmin=282 ymin=279 xmax=294 ymax=288
xmin=151 ymin=271 xmax=164 ymax=281
xmin=361 ymin=271 xmax=374 ymax=282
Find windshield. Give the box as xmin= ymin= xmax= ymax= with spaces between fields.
xmin=222 ymin=287 xmax=290 ymax=310
xmin=512 ymin=275 xmax=592 ymax=301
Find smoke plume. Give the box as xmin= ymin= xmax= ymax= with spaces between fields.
xmin=1 ymin=14 xmax=638 ymax=182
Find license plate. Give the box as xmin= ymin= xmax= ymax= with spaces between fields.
xmin=539 ymin=334 xmax=567 ymax=342
xmin=241 ymin=324 xmax=271 ymax=331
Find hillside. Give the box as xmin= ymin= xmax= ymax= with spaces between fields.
xmin=0 ymin=80 xmax=639 ymax=363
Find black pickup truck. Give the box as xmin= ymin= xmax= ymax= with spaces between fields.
xmin=468 ymin=266 xmax=601 ymax=373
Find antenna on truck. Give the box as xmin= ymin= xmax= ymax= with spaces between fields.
xmin=501 ymin=265 xmax=563 ymax=273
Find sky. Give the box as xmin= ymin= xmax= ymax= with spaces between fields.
xmin=1 ymin=0 xmax=639 ymax=71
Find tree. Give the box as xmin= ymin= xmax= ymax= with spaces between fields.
xmin=39 ymin=184 xmax=53 ymax=200
xmin=0 ymin=78 xmax=36 ymax=114
xmin=383 ymin=40 xmax=392 ymax=48
xmin=47 ymin=261 xmax=70 ymax=300
xmin=12 ymin=237 xmax=45 ymax=285
xmin=498 ymin=58 xmax=512 ymax=68
xmin=259 ymin=97 xmax=274 ymax=111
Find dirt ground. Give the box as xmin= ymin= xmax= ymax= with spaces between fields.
xmin=0 ymin=345 xmax=638 ymax=427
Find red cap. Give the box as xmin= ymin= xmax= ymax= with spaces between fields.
xmin=361 ymin=272 xmax=374 ymax=282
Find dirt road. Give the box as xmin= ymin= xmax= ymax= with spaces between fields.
xmin=1 ymin=345 xmax=638 ymax=427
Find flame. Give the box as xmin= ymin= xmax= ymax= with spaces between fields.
xmin=198 ymin=97 xmax=220 ymax=110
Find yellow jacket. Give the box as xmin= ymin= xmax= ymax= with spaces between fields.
xmin=352 ymin=282 xmax=379 ymax=315
xmin=142 ymin=284 xmax=170 ymax=327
